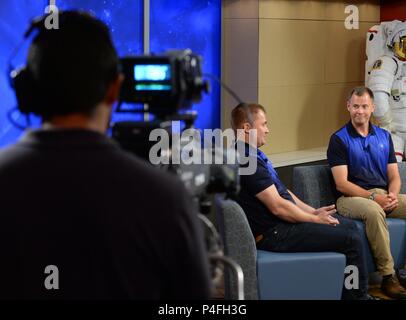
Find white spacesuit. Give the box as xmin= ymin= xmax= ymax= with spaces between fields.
xmin=366 ymin=20 xmax=406 ymax=161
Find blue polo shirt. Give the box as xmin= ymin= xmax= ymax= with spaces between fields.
xmin=236 ymin=141 xmax=295 ymax=237
xmin=327 ymin=121 xmax=396 ymax=191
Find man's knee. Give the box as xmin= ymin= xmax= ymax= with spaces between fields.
xmin=364 ymin=205 xmax=386 ymax=222
xmin=333 ymin=223 xmax=363 ymax=254
xmin=337 ymin=197 xmax=386 ymax=220
xmin=393 ymin=194 xmax=406 ymax=213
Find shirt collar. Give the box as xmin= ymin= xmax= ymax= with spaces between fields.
xmin=18 ymin=128 xmax=120 ymax=150
xmin=346 ymin=121 xmax=375 ymax=138
xmin=235 ymin=140 xmax=264 ymax=158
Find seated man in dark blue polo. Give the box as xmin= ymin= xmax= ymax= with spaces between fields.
xmin=231 ymin=102 xmax=370 ymax=300
xmin=327 ymin=86 xmax=406 ymax=299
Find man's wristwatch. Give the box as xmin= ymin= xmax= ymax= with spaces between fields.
xmin=368 ymin=192 xmax=376 ymax=201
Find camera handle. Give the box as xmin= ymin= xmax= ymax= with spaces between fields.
xmin=198 ymin=214 xmax=245 ymax=300
xmin=209 ymin=254 xmax=244 ymax=300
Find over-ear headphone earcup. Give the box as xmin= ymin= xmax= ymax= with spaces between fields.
xmin=11 ymin=67 xmax=39 ymax=115
xmin=7 ymin=14 xmax=49 ymax=116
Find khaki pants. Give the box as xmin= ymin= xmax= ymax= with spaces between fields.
xmin=337 ymin=188 xmax=406 ymax=276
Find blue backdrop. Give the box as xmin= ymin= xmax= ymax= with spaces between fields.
xmin=150 ymin=0 xmax=221 ymax=130
xmin=0 ymin=0 xmax=221 ymax=147
xmin=0 ymin=1 xmax=48 ymax=147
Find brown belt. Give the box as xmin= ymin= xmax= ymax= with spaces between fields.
xmin=255 ymin=234 xmax=264 ymax=243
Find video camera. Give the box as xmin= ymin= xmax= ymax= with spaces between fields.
xmin=113 ymin=49 xmax=243 ymax=297
xmin=118 ymin=49 xmax=209 ymax=117
xmin=113 ymin=49 xmax=240 ymax=201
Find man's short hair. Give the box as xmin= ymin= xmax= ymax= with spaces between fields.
xmin=347 ymin=86 xmax=374 ymax=102
xmin=27 ymin=11 xmax=119 ymax=119
xmin=231 ymin=102 xmax=266 ymax=132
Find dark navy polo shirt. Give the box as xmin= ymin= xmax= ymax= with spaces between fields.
xmin=236 ymin=142 xmax=295 ymax=237
xmin=327 ymin=121 xmax=396 ymax=191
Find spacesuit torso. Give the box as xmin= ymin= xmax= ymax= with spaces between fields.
xmin=366 ymin=21 xmax=406 ymax=160
xmin=390 ymin=59 xmax=406 ymax=128
xmin=370 ymin=56 xmax=406 ymax=127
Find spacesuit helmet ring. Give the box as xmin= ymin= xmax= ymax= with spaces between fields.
xmin=393 ymin=35 xmax=406 ymax=61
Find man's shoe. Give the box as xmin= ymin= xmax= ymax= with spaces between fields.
xmin=396 ymin=269 xmax=406 ymax=289
xmin=381 ymin=274 xmax=406 ymax=299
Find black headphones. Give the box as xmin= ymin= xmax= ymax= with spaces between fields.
xmin=8 ymin=14 xmax=54 ymax=115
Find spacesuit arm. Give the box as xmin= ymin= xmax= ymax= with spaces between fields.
xmin=368 ymin=56 xmax=398 ymax=131
xmin=373 ymin=91 xmax=394 ymax=132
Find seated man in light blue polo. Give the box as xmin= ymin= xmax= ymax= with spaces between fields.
xmin=328 ymin=86 xmax=406 ymax=299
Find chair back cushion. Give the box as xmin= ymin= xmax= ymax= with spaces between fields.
xmin=292 ymin=164 xmax=337 ymax=207
xmin=216 ymin=197 xmax=258 ymax=300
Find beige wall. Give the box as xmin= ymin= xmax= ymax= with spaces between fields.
xmin=222 ymin=0 xmax=259 ymax=131
xmin=222 ymin=0 xmax=380 ymax=155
